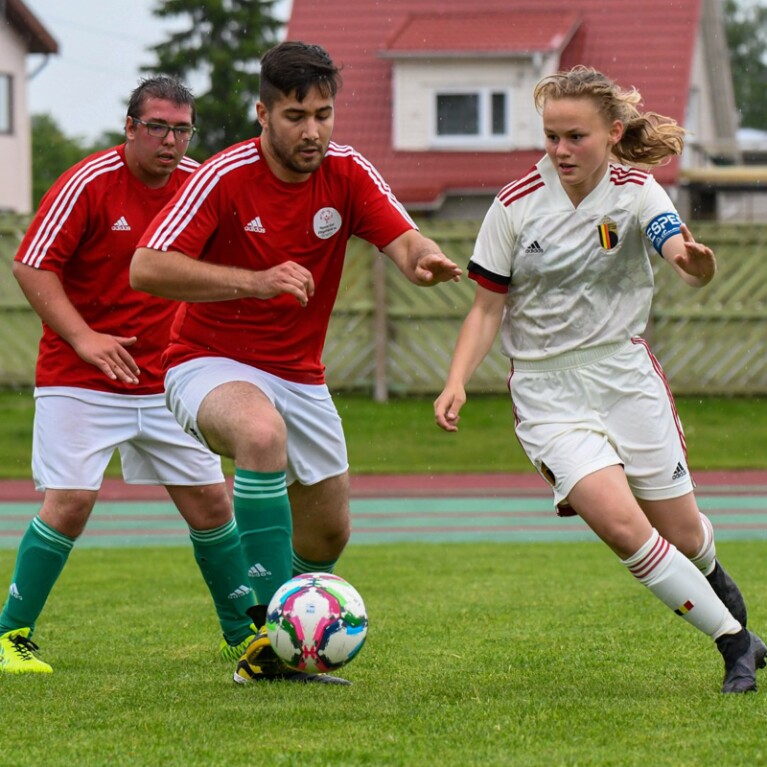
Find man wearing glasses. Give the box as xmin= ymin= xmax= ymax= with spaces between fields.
xmin=1 ymin=77 xmax=257 ymax=674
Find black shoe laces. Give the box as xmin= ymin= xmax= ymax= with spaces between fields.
xmin=10 ymin=633 xmax=41 ymax=660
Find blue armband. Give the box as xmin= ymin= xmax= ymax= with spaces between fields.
xmin=645 ymin=212 xmax=682 ymax=255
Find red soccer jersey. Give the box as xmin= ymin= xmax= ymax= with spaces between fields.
xmin=15 ymin=145 xmax=199 ymax=394
xmin=139 ymin=138 xmax=415 ymax=384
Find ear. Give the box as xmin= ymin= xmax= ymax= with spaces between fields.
xmin=609 ymin=119 xmax=624 ymax=146
xmin=256 ymin=101 xmax=268 ymax=131
xmin=125 ymin=116 xmax=136 ymax=139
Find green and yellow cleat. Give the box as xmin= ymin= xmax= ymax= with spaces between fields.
xmin=0 ymin=628 xmax=53 ymax=674
xmin=218 ymin=625 xmax=257 ymax=662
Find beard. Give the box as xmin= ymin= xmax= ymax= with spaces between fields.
xmin=266 ymin=127 xmax=327 ymax=176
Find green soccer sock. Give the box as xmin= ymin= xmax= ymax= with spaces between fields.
xmin=232 ymin=468 xmax=293 ymax=605
xmin=0 ymin=516 xmax=74 ymax=636
xmin=292 ymin=550 xmax=338 ymax=576
xmin=188 ymin=518 xmax=256 ymax=645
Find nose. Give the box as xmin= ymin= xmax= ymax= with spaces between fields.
xmin=162 ymin=129 xmax=178 ymax=146
xmin=303 ymin=118 xmax=320 ymax=140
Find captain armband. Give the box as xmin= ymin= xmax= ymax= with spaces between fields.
xmin=645 ymin=212 xmax=682 ymax=255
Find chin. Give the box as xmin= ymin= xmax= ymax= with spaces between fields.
xmin=299 ymin=158 xmax=323 ymax=173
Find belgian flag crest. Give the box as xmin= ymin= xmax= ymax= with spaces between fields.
xmin=597 ymin=217 xmax=619 ymax=250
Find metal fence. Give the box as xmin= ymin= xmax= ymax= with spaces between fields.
xmin=2 ymin=216 xmax=766 ymax=396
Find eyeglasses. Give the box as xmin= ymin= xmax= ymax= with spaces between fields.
xmin=131 ymin=118 xmax=197 ymax=143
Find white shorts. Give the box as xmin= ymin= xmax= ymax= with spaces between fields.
xmin=509 ymin=339 xmax=694 ymax=508
xmin=164 ymin=357 xmax=349 ymax=486
xmin=32 ymin=387 xmax=224 ymax=492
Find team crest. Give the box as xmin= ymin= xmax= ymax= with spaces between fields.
xmin=596 ymin=217 xmax=619 ymax=250
xmin=313 ymin=207 xmax=342 ymax=240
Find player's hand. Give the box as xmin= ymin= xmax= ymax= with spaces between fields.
xmin=434 ymin=385 xmax=466 ymax=432
xmin=254 ymin=261 xmax=315 ymax=306
xmin=414 ymin=253 xmax=462 ymax=285
xmin=73 ymin=332 xmax=140 ymax=384
xmin=671 ymin=225 xmax=716 ymax=287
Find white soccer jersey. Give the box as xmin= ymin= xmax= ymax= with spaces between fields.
xmin=468 ymin=155 xmax=682 ymax=360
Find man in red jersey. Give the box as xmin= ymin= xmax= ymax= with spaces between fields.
xmin=131 ymin=42 xmax=462 ymax=684
xmin=0 ymin=77 xmax=257 ymax=676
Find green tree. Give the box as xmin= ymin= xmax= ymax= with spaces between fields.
xmin=31 ymin=114 xmax=90 ymax=208
xmin=31 ymin=116 xmax=127 ymax=211
xmin=92 ymin=129 xmax=128 ymax=152
xmin=143 ymin=0 xmax=283 ymax=159
xmin=724 ymin=0 xmax=767 ymax=129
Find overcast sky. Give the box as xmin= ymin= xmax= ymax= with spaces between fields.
xmin=25 ymin=0 xmax=290 ymax=143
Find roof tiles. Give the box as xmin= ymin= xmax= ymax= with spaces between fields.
xmin=288 ymin=0 xmax=701 ymax=205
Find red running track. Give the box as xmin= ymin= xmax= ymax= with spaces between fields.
xmin=1 ymin=470 xmax=766 ymax=502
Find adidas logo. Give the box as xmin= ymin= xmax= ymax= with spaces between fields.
xmin=9 ymin=583 xmax=22 ymax=600
xmin=111 ymin=216 xmax=131 ymax=231
xmin=244 ymin=216 xmax=266 ymax=233
xmin=248 ymin=563 xmax=271 ymax=578
xmin=227 ymin=584 xmax=252 ymax=600
xmin=524 ymin=240 xmax=543 ymax=254
xmin=671 ymin=462 xmax=688 ymax=481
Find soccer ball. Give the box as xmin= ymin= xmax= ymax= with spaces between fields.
xmin=265 ymin=573 xmax=368 ymax=673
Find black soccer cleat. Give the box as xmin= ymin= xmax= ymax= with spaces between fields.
xmin=706 ymin=560 xmax=748 ymax=628
xmin=232 ymin=604 xmax=351 ymax=686
xmin=716 ymin=628 xmax=767 ymax=694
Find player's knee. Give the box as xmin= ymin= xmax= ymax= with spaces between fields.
xmin=673 ymin=527 xmax=707 ymax=559
xmin=39 ymin=489 xmax=96 ymax=538
xmin=294 ymin=514 xmax=351 ymax=560
xmin=327 ymin=518 xmax=351 ymax=553
xmin=311 ymin=526 xmax=350 ymax=560
xmin=228 ymin=414 xmax=288 ymax=468
xmin=169 ymin=483 xmax=233 ymax=527
xmin=600 ymin=514 xmax=653 ymax=558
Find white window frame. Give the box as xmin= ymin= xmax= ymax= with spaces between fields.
xmin=430 ymin=86 xmax=512 ymax=149
xmin=0 ymin=74 xmax=12 ymax=135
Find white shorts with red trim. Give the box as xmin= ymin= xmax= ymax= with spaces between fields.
xmin=509 ymin=339 xmax=694 ymax=508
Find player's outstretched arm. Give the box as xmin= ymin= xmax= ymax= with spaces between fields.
xmin=130 ymin=248 xmax=315 ymax=306
xmin=434 ymin=286 xmax=506 ymax=432
xmin=663 ymin=224 xmax=717 ymax=288
xmin=383 ymin=230 xmax=462 ymax=286
xmin=12 ymin=262 xmax=140 ymax=384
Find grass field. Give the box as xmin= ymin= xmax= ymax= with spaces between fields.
xmin=2 ymin=541 xmax=766 ymax=766
xmin=2 ymin=390 xmax=767 ymax=765
xmin=1 ymin=389 xmax=767 ymax=477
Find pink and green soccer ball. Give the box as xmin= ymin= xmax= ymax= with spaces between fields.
xmin=266 ymin=573 xmax=368 ymax=673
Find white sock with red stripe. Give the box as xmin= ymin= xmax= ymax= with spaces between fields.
xmin=621 ymin=528 xmax=740 ymax=639
xmin=688 ymin=513 xmax=716 ymax=576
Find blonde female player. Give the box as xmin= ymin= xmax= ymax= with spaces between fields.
xmin=434 ymin=66 xmax=765 ymax=694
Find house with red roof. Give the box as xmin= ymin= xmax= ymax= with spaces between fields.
xmin=0 ymin=0 xmax=58 ymax=214
xmin=287 ymin=0 xmax=738 ymax=219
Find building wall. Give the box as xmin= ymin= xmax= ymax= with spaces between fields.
xmin=0 ymin=22 xmax=32 ymax=214
xmin=392 ymin=56 xmax=558 ymax=152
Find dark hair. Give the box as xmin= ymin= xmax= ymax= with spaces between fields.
xmin=259 ymin=41 xmax=342 ymax=108
xmin=127 ymin=76 xmax=196 ymax=124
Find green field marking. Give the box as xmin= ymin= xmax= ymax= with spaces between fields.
xmin=698 ymin=496 xmax=767 ymax=510
xmin=0 ymin=490 xmax=766 ymax=547
xmin=351 ymin=497 xmax=555 ymax=513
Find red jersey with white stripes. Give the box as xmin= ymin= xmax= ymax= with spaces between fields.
xmin=138 ymin=137 xmax=415 ymax=384
xmin=468 ymin=155 xmax=681 ymax=360
xmin=15 ymin=144 xmax=199 ymax=393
